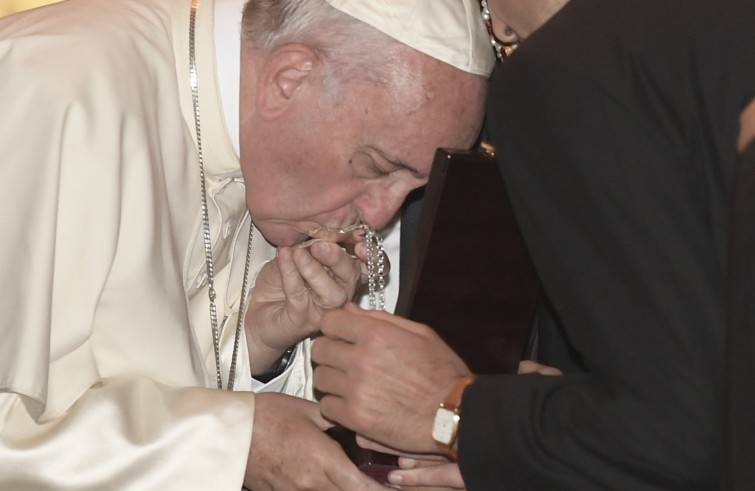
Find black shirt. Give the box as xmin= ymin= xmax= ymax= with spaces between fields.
xmin=460 ymin=0 xmax=755 ymax=489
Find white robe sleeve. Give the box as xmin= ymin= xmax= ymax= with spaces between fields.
xmin=0 ymin=380 xmax=255 ymax=490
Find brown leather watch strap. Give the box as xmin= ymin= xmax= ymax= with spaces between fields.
xmin=439 ymin=374 xmax=477 ymax=459
xmin=444 ymin=374 xmax=477 ymax=409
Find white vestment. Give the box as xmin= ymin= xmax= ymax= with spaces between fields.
xmin=0 ymin=0 xmax=317 ymax=487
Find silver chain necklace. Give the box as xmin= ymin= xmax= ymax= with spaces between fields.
xmin=302 ymin=224 xmax=387 ymax=311
xmin=364 ymin=228 xmax=386 ymax=311
xmin=190 ymin=0 xmax=254 ymax=390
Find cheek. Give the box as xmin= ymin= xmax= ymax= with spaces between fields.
xmin=246 ymin=169 xmax=364 ymax=223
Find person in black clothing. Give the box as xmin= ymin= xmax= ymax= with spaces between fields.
xmin=312 ymin=0 xmax=755 ymax=489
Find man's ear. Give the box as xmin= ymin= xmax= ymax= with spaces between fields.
xmin=255 ymin=44 xmax=318 ymax=121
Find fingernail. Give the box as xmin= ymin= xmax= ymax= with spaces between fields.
xmin=388 ymin=471 xmax=403 ymax=485
xmin=314 ymin=241 xmax=336 ymax=257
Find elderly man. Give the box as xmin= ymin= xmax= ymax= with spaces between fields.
xmin=0 ymin=0 xmax=491 ymax=489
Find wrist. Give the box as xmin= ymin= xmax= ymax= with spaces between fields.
xmin=245 ymin=321 xmax=297 ymax=375
xmin=253 ymin=345 xmax=296 ymax=383
xmin=432 ymin=374 xmax=477 ymax=460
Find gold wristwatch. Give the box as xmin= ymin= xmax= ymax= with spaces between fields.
xmin=432 ymin=375 xmax=477 ymax=460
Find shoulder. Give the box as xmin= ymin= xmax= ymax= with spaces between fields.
xmin=489 ymin=0 xmax=749 ymax=151
xmin=0 ymin=0 xmax=184 ymax=131
xmin=0 ymin=0 xmax=179 ymax=91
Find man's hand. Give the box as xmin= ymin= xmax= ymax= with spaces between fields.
xmin=245 ymin=393 xmax=385 ymax=491
xmin=246 ymin=241 xmax=361 ymax=374
xmin=312 ymin=304 xmax=471 ymax=454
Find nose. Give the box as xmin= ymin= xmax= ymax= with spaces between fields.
xmin=355 ymin=183 xmax=415 ymax=230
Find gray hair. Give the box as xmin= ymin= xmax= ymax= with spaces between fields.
xmin=241 ymin=0 xmax=406 ymax=87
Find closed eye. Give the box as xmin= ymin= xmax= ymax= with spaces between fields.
xmin=351 ymin=150 xmax=394 ymax=179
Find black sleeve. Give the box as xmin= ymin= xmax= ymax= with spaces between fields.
xmin=725 ymin=141 xmax=755 ymax=491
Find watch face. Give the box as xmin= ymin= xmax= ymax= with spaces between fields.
xmin=432 ymin=407 xmax=460 ymax=445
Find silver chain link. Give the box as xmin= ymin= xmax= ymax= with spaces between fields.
xmin=363 ymin=227 xmax=386 ymax=311
xmin=190 ymin=0 xmax=253 ymax=391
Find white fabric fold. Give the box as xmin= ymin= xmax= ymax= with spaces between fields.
xmin=0 ymin=378 xmax=255 ymax=490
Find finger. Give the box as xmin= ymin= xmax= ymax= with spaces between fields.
xmin=315 ymin=424 xmax=383 ymax=491
xmin=388 ymin=463 xmax=466 ymax=489
xmin=273 ymin=393 xmax=339 ymax=433
xmin=352 ymin=241 xmax=368 ymax=263
xmin=309 ymin=241 xmax=361 ymax=289
xmin=318 ymin=307 xmax=405 ymax=348
xmin=355 ymin=434 xmax=397 ymax=454
xmin=311 ymin=335 xmax=354 ymax=369
xmin=343 ymin=303 xmax=430 ymax=333
xmin=312 ymin=363 xmax=350 ymax=398
xmin=517 ymin=360 xmax=538 ymax=374
xmin=306 ymin=420 xmax=387 ymax=491
xmin=518 ymin=360 xmax=563 ymax=376
xmin=398 ymin=454 xmax=448 ymax=465
xmin=323 ymin=305 xmax=435 ymax=343
xmin=292 ymin=245 xmax=351 ymax=308
xmin=277 ymin=247 xmax=312 ymax=306
xmin=353 ymin=241 xmax=392 ymax=278
xmin=318 ymin=307 xmax=366 ymax=343
xmin=297 ymin=397 xmax=337 ymax=432
xmin=317 ymin=389 xmax=353 ymax=429
xmin=312 ymin=349 xmax=363 ymax=425
xmin=355 ymin=435 xmax=444 ymax=461
xmin=325 ymin=455 xmax=387 ymax=491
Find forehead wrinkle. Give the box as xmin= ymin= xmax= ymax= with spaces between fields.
xmin=351 ymin=51 xmax=485 ymax=175
xmin=377 ymin=47 xmax=438 ymax=114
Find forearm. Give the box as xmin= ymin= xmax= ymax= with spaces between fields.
xmin=246 ymin=324 xmax=292 ymax=375
xmin=459 ymin=374 xmax=719 ymax=491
